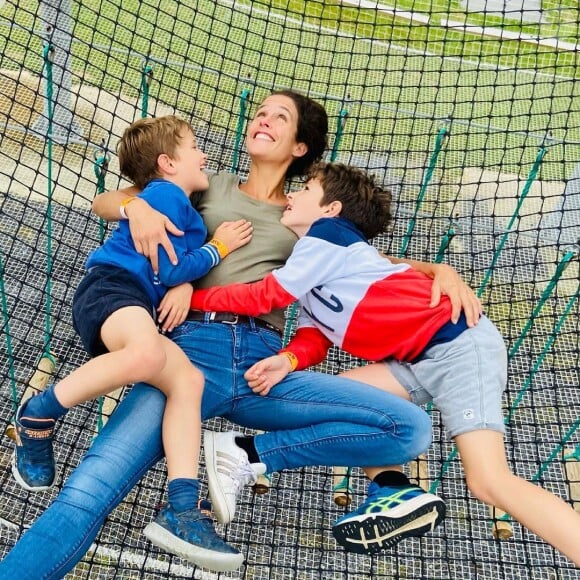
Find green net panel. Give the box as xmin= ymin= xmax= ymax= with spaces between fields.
xmin=1 ymin=0 xmax=579 ymax=578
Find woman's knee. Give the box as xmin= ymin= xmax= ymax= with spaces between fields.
xmin=399 ymin=404 xmax=432 ymax=458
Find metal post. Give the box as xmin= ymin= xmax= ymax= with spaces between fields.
xmin=32 ymin=0 xmax=83 ymax=144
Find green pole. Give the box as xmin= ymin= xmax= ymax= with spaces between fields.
xmin=399 ymin=125 xmax=449 ymax=257
xmin=329 ymin=107 xmax=349 ymax=162
xmin=42 ymin=42 xmax=55 ymax=359
xmin=505 ymin=282 xmax=580 ymax=424
xmin=434 ymin=221 xmax=457 ymax=264
xmin=231 ymin=89 xmax=251 ymax=173
xmin=477 ymin=145 xmax=548 ymax=298
xmin=92 ymin=143 xmax=110 ymax=433
xmin=508 ymin=248 xmax=577 ymax=359
xmin=533 ymin=417 xmax=580 ymax=483
xmin=93 ymin=143 xmax=111 ymax=245
xmin=141 ymin=63 xmax=153 ymax=118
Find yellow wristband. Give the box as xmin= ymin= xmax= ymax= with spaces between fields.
xmin=207 ymin=238 xmax=229 ymax=260
xmin=119 ymin=196 xmax=137 ymax=219
xmin=280 ymin=351 xmax=298 ymax=372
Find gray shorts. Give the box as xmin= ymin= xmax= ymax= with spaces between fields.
xmin=385 ymin=315 xmax=507 ymax=439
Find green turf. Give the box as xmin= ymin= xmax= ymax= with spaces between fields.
xmin=1 ymin=0 xmax=579 ymax=178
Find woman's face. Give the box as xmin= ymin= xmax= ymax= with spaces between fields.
xmin=246 ymin=95 xmax=307 ymax=167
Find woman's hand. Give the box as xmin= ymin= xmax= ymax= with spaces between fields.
xmin=429 ymin=263 xmax=482 ymax=326
xmin=125 ymin=198 xmax=184 ymax=273
xmin=244 ymin=355 xmax=292 ymax=396
xmin=157 ymin=283 xmax=194 ymax=333
xmin=213 ymin=220 xmax=253 ymax=254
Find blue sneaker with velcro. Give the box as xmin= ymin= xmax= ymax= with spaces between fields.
xmin=11 ymin=404 xmax=57 ymax=491
xmin=332 ymin=482 xmax=446 ymax=554
xmin=143 ymin=503 xmax=244 ymax=572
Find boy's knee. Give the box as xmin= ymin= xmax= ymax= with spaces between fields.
xmin=465 ymin=472 xmax=510 ymax=504
xmin=124 ymin=344 xmax=167 ymax=379
xmin=466 ymin=477 xmax=492 ymax=504
xmin=172 ymin=366 xmax=205 ymax=396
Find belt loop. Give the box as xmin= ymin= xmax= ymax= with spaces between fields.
xmin=248 ymin=317 xmax=256 ymax=332
xmin=204 ymin=312 xmax=213 ymax=323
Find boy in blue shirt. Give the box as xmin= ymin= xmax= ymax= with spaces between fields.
xmin=12 ymin=115 xmax=252 ymax=572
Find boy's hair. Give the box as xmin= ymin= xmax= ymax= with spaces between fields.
xmin=117 ymin=115 xmax=192 ymax=190
xmin=310 ymin=162 xmax=392 ymax=240
xmin=270 ymin=90 xmax=328 ymax=179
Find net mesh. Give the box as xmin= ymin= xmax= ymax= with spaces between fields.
xmin=0 ymin=1 xmax=579 ymax=578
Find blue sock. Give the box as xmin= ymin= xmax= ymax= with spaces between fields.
xmin=20 ymin=384 xmax=68 ymax=427
xmin=168 ymin=478 xmax=200 ymax=513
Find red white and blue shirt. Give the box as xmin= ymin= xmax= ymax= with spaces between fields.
xmin=191 ymin=217 xmax=465 ymax=370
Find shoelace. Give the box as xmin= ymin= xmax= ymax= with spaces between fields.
xmin=230 ymin=462 xmax=259 ymax=497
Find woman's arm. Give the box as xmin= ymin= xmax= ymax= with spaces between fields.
xmin=92 ymin=187 xmax=183 ymax=273
xmin=92 ymin=185 xmax=140 ymax=219
xmin=387 ymin=256 xmax=482 ymax=327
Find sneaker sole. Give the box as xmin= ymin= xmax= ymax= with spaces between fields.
xmin=204 ymin=431 xmax=234 ymax=525
xmin=332 ymin=495 xmax=446 ymax=555
xmin=143 ymin=521 xmax=244 ymax=572
xmin=11 ymin=451 xmax=57 ymax=492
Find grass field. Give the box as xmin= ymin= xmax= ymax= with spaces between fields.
xmin=1 ymin=0 xmax=579 ymax=181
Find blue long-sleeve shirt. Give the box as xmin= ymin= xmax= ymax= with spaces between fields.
xmin=87 ymin=179 xmax=221 ymax=307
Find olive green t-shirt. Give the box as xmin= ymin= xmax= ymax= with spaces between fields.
xmin=196 ymin=171 xmax=297 ymax=330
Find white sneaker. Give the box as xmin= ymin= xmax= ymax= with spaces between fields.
xmin=204 ymin=430 xmax=266 ymax=524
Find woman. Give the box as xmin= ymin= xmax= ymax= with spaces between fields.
xmin=0 ymin=90 xmax=480 ymax=578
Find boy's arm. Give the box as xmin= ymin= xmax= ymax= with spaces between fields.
xmin=279 ymin=326 xmax=333 ymax=370
xmin=157 ymin=283 xmax=194 ymax=333
xmin=156 ymin=221 xmax=252 ymax=286
xmin=92 ymin=185 xmax=140 ymax=219
xmin=386 ymin=255 xmax=482 ymax=326
xmin=244 ymin=327 xmax=333 ymax=395
xmin=152 ymin=190 xmax=252 ymax=287
xmin=190 ymin=273 xmax=297 ymax=317
xmin=157 ymin=238 xmax=225 ymax=287
xmin=92 ymin=187 xmax=183 ymax=273
xmin=190 ymin=239 xmax=337 ymax=315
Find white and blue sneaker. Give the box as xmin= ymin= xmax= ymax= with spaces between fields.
xmin=144 ymin=503 xmax=243 ymax=572
xmin=204 ymin=430 xmax=266 ymax=524
xmin=332 ymin=482 xmax=446 ymax=555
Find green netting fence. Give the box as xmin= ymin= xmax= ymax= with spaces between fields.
xmin=0 ymin=0 xmax=579 ymax=578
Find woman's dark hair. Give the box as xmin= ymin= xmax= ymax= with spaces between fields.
xmin=271 ymin=89 xmax=328 ymax=179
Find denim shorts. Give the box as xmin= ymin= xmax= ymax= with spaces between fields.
xmin=72 ymin=265 xmax=155 ymax=356
xmin=385 ymin=315 xmax=508 ymax=438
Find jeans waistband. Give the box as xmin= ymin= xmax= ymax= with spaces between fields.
xmin=186 ymin=310 xmax=282 ymax=336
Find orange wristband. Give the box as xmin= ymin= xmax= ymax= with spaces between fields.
xmin=119 ymin=196 xmax=137 ymax=219
xmin=280 ymin=351 xmax=298 ymax=372
xmin=207 ymin=238 xmax=229 ymax=259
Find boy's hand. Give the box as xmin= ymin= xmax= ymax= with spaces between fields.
xmin=126 ymin=198 xmax=184 ymax=273
xmin=244 ymin=355 xmax=292 ymax=396
xmin=157 ymin=283 xmax=194 ymax=332
xmin=430 ymin=263 xmax=482 ymax=326
xmin=213 ymin=220 xmax=253 ymax=254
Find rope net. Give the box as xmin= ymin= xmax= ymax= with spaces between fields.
xmin=0 ymin=0 xmax=579 ymax=578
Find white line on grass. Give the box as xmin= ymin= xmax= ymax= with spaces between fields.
xmin=225 ymin=0 xmax=574 ymax=83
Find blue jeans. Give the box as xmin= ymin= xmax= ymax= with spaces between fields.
xmin=0 ymin=321 xmax=431 ymax=579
